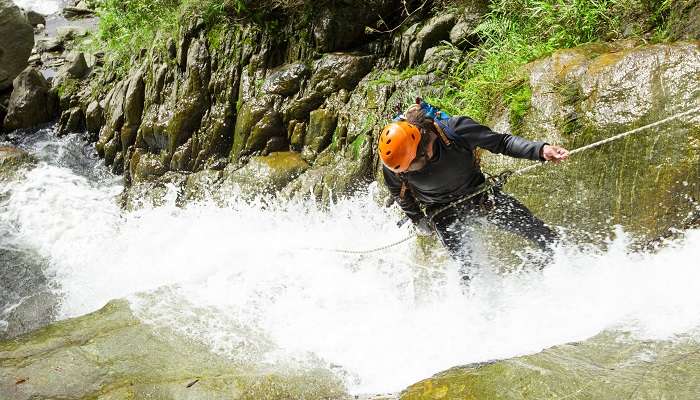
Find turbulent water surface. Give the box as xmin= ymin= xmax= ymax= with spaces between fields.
xmin=12 ymin=0 xmax=63 ymax=15
xmin=1 ymin=128 xmax=699 ymax=393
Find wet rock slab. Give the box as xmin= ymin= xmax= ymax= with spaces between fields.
xmin=401 ymin=331 xmax=700 ymax=400
xmin=0 ymin=300 xmax=347 ymax=400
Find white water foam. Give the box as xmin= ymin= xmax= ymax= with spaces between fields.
xmin=12 ymin=0 xmax=61 ymax=15
xmin=3 ymin=159 xmax=700 ymax=393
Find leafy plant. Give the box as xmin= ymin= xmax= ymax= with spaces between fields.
xmin=428 ymin=0 xmax=675 ymax=122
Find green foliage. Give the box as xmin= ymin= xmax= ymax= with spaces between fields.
xmin=95 ymin=0 xmax=180 ymax=68
xmin=56 ymin=78 xmax=80 ymax=99
xmin=429 ymin=0 xmax=675 ymax=122
xmin=92 ymin=0 xmax=270 ymax=71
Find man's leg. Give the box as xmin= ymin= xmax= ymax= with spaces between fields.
xmin=430 ymin=205 xmax=479 ymax=282
xmin=485 ymin=188 xmax=559 ymax=251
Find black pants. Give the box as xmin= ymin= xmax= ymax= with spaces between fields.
xmin=428 ymin=188 xmax=558 ymax=280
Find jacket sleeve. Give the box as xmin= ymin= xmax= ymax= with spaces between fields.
xmin=448 ymin=116 xmax=547 ymax=161
xmin=382 ymin=166 xmax=426 ymax=223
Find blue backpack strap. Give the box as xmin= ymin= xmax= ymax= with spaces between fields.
xmin=417 ymin=98 xmax=458 ymax=145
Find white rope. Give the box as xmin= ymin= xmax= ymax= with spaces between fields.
xmin=310 ymin=106 xmax=700 ymax=255
xmin=513 ymin=106 xmax=700 ymax=176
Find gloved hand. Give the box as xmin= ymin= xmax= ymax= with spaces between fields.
xmin=414 ymin=218 xmax=433 ymax=237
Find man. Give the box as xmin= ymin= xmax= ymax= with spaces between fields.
xmin=380 ymin=101 xmax=569 ymax=280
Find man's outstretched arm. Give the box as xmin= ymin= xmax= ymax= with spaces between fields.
xmin=448 ymin=116 xmax=568 ymax=162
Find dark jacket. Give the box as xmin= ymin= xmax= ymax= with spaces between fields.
xmin=383 ymin=116 xmax=546 ymax=222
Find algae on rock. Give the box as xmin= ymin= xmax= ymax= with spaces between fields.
xmin=0 ymin=300 xmax=347 ymax=400
xmin=401 ymin=331 xmax=700 ymax=400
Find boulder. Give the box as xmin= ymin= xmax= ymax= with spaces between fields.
xmin=24 ymin=10 xmax=45 ymax=27
xmin=449 ymin=1 xmax=489 ymax=47
xmin=58 ymin=106 xmax=85 ymax=134
xmin=0 ymin=300 xmax=346 ymax=400
xmin=302 ymin=108 xmax=338 ymax=161
xmin=408 ymin=14 xmax=456 ymax=66
xmin=262 ymin=62 xmax=310 ymax=97
xmin=0 ymin=146 xmax=35 ymax=180
xmin=3 ymin=67 xmax=58 ymax=131
xmin=484 ymin=41 xmax=700 ymax=242
xmin=85 ymin=100 xmax=103 ymax=134
xmin=221 ymin=151 xmax=309 ymax=198
xmin=401 ymin=331 xmax=700 ymax=400
xmin=62 ymin=6 xmax=94 ymax=19
xmin=62 ymin=52 xmax=89 ymax=79
xmin=0 ymin=0 xmax=34 ymax=91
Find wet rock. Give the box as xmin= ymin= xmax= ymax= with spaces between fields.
xmin=164 ymin=38 xmax=210 ymax=156
xmin=312 ymin=0 xmax=395 ymax=52
xmin=58 ymin=106 xmax=85 ymax=134
xmin=262 ymin=62 xmax=310 ymax=97
xmin=61 ymin=52 xmax=89 ymax=80
xmin=3 ymin=67 xmax=58 ymax=131
xmin=85 ymin=100 xmax=103 ymax=134
xmin=221 ymin=151 xmax=309 ymax=197
xmin=423 ymin=46 xmax=461 ymax=73
xmin=182 ymin=169 xmax=223 ymax=201
xmin=284 ymin=53 xmax=374 ymax=122
xmin=0 ymin=300 xmax=346 ymax=400
xmin=401 ymin=331 xmax=700 ymax=400
xmin=408 ymin=14 xmax=456 ymax=66
xmin=484 ymin=41 xmax=700 ymax=242
xmin=230 ymin=97 xmax=281 ymax=161
xmin=131 ymin=151 xmax=168 ymax=182
xmin=0 ymin=244 xmax=55 ymax=341
xmin=1 ymin=290 xmax=56 ymax=340
xmin=289 ymin=120 xmax=306 ymax=151
xmin=63 ymin=6 xmax=95 ymax=19
xmin=302 ymin=108 xmax=338 ymax=161
xmin=56 ymin=26 xmax=90 ymax=43
xmin=24 ymin=10 xmax=45 ymax=27
xmin=0 ymin=0 xmax=34 ymax=91
xmin=0 ymin=146 xmax=35 ymax=179
xmin=449 ymin=1 xmax=489 ymax=47
xmin=35 ymin=37 xmax=64 ymax=53
xmin=121 ymin=70 xmax=146 ymax=150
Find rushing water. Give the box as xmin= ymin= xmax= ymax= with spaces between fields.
xmin=12 ymin=0 xmax=63 ymax=15
xmin=1 ymin=128 xmax=699 ymax=393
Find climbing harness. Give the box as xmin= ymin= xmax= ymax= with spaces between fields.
xmin=310 ymin=106 xmax=699 ymax=255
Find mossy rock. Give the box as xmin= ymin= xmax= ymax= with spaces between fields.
xmin=0 ymin=300 xmax=347 ymax=400
xmin=484 ymin=41 xmax=700 ymax=243
xmin=0 ymin=146 xmax=35 ymax=181
xmin=401 ymin=331 xmax=700 ymax=400
xmin=221 ymin=151 xmax=309 ymax=198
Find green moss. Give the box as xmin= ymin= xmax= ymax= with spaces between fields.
xmin=56 ymin=78 xmax=81 ymax=99
xmin=206 ymin=23 xmax=226 ymax=51
xmin=505 ymin=81 xmax=531 ymax=133
xmin=350 ymin=134 xmax=366 ymax=160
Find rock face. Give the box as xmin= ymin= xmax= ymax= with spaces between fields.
xmin=62 ymin=0 xmax=486 ymax=190
xmin=0 ymin=0 xmax=34 ymax=91
xmin=0 ymin=146 xmax=35 ymax=181
xmin=3 ymin=68 xmax=58 ymax=132
xmin=0 ymin=300 xmax=346 ymax=400
xmin=483 ymin=41 xmax=700 ymax=242
xmin=401 ymin=331 xmax=700 ymax=400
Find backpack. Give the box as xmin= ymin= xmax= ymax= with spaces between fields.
xmin=393 ymin=97 xmax=458 ymax=147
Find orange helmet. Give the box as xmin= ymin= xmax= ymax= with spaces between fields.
xmin=378 ymin=121 xmax=421 ymax=173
